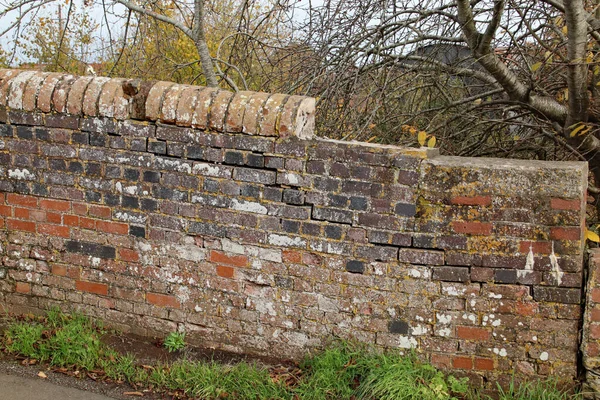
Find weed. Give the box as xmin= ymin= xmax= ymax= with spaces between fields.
xmin=163 ymin=331 xmax=186 ymax=353
xmin=493 ymin=377 xmax=581 ymax=400
xmin=3 ymin=322 xmax=44 ymax=358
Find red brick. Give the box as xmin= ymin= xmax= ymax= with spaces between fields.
xmin=14 ymin=207 xmax=29 ymax=219
xmin=216 ymin=265 xmax=235 ymax=278
xmin=89 ymin=205 xmax=111 ymax=218
xmin=209 ymin=250 xmax=248 ymax=267
xmin=550 ymin=227 xmax=581 ymax=240
xmin=38 ymin=223 xmax=69 ymax=238
xmin=119 ymin=248 xmax=140 ymax=263
xmin=519 ymin=241 xmax=552 ymax=254
xmin=282 ymin=250 xmax=302 ymax=263
xmin=591 ymin=307 xmax=600 ymax=322
xmin=52 ymin=265 xmax=67 ymax=276
xmin=7 ymin=219 xmax=36 ymax=232
xmin=592 ymin=288 xmax=600 ymax=303
xmin=452 ymin=356 xmax=473 ymax=370
xmin=457 ymin=326 xmax=490 ymax=341
xmin=430 ymin=354 xmax=452 ymax=369
xmin=72 ymin=203 xmax=88 ymax=215
xmin=0 ymin=205 xmax=11 ymax=216
xmin=79 ymin=217 xmax=96 ymax=229
xmin=451 ymin=195 xmax=492 ymax=206
xmin=39 ymin=199 xmax=71 ymax=211
xmin=515 ymin=302 xmax=538 ymax=316
xmin=15 ymin=282 xmax=31 ymax=294
xmin=451 ymin=221 xmax=492 ymax=235
xmin=64 ymin=215 xmax=79 ymax=226
xmin=7 ymin=193 xmax=37 ymax=208
xmin=590 ymin=323 xmax=600 ymax=340
xmin=76 ymin=280 xmax=108 ymax=295
xmin=97 ymin=220 xmax=128 ymax=235
xmin=474 ymin=358 xmax=494 ymax=371
xmin=146 ymin=292 xmax=180 ymax=308
xmin=46 ymin=212 xmax=62 ymax=224
xmin=551 ymin=198 xmax=581 ymax=211
xmin=587 ymin=342 xmax=600 ymax=358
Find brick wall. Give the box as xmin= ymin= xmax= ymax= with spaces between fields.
xmin=0 ymin=69 xmax=589 ymax=390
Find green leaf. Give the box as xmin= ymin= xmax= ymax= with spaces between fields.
xmin=531 ymin=62 xmax=542 ymax=72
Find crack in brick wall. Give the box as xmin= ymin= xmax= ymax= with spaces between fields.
xmin=0 ymin=68 xmax=590 ymax=390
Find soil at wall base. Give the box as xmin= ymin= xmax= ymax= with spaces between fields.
xmin=0 ymin=321 xmax=296 ymax=400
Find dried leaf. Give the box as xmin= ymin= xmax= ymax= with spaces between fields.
xmin=417 ymin=131 xmax=427 ymax=146
xmin=124 ymin=392 xmax=144 ymax=397
xmin=38 ymin=371 xmax=47 ymax=379
xmin=570 ymin=123 xmax=587 ymax=137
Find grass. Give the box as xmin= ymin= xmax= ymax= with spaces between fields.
xmin=0 ymin=308 xmax=581 ymax=400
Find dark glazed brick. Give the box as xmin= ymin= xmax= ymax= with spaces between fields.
xmin=110 ymin=136 xmax=126 ymax=149
xmin=85 ymin=191 xmax=102 ymax=203
xmin=241 ymin=184 xmax=261 ymax=199
xmin=17 ymin=126 xmax=33 ymax=139
xmin=32 ymin=183 xmax=48 ymax=196
xmin=65 ymin=240 xmax=116 ymax=259
xmin=275 ymin=276 xmax=294 ymax=289
xmin=533 ymin=286 xmax=581 ymax=304
xmin=105 ymin=166 xmax=121 ymax=178
xmin=302 ymin=222 xmax=321 ymax=236
xmin=328 ymin=194 xmax=348 ymax=208
xmin=14 ymin=154 xmax=32 ymax=167
xmin=104 ymin=193 xmax=120 ymax=206
xmin=265 ymin=156 xmax=284 ymax=169
xmin=494 ymin=269 xmax=517 ymax=284
xmin=49 ymin=159 xmax=67 ymax=171
xmin=247 ymin=153 xmax=264 ymax=168
xmin=350 ymin=197 xmax=368 ymax=211
xmin=153 ymin=187 xmax=188 ymax=202
xmin=395 ymin=202 xmax=417 ymax=217
xmin=167 ymin=142 xmax=184 ymax=157
xmin=432 ymin=266 xmax=470 ymax=282
xmin=263 ymin=187 xmax=282 ymax=202
xmin=189 ymin=221 xmax=227 ymax=237
xmin=369 ymin=231 xmax=390 ymax=244
xmin=123 ymin=196 xmax=139 ymax=209
xmin=46 ymin=114 xmax=80 ymax=129
xmin=187 ymin=145 xmax=205 ymax=161
xmin=283 ymin=189 xmax=304 ymax=205
xmin=143 ymin=171 xmax=161 ymax=183
xmin=9 ymin=111 xmax=43 ymax=125
xmin=82 ymin=118 xmax=116 ymax=133
xmin=324 ymin=225 xmax=342 ymax=239
xmin=89 ymin=132 xmax=108 ymax=147
xmin=313 ymin=207 xmax=353 ymax=224
xmin=234 ymin=168 xmax=276 ymax=184
xmin=130 ymin=138 xmax=147 ymax=152
xmin=85 ymin=163 xmax=102 ymax=176
xmin=129 ymin=225 xmax=146 ymax=238
xmin=346 ymin=260 xmax=365 ymax=274
xmin=148 ymin=139 xmax=167 ymax=155
xmin=35 ymin=128 xmax=50 ymax=141
xmin=388 ymin=320 xmax=409 ymax=334
xmin=72 ymin=132 xmax=89 ymax=144
xmin=0 ymin=124 xmax=12 ymax=137
xmin=141 ymin=198 xmax=159 ymax=211
xmin=356 ymin=246 xmax=398 ymax=261
xmin=282 ymin=220 xmax=301 ymax=233
xmin=124 ymin=168 xmax=140 ymax=180
xmin=68 ymin=162 xmax=84 ymax=173
xmin=224 ymin=150 xmax=245 ymax=165
xmin=204 ymin=179 xmax=220 ymax=192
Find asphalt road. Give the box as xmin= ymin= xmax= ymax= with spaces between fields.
xmin=0 ymin=373 xmax=115 ymax=400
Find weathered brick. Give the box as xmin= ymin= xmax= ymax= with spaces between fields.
xmin=451 ymin=221 xmax=492 ymax=235
xmin=65 ymin=240 xmax=116 ymax=259
xmin=146 ymin=292 xmax=180 ymax=308
xmin=398 ymin=249 xmax=444 ymax=265
xmin=533 ymin=286 xmax=581 ymax=304
xmin=76 ymin=280 xmax=108 ymax=295
xmin=432 ymin=266 xmax=469 ymax=282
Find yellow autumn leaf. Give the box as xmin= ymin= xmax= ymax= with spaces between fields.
xmin=531 ymin=62 xmax=542 ymax=72
xmin=427 ymin=136 xmax=436 ymax=148
xmin=570 ymin=123 xmax=587 ymax=137
xmin=586 ymin=229 xmax=600 ymax=243
xmin=588 ymin=52 xmax=595 ymax=63
xmin=562 ymin=25 xmax=568 ymax=35
xmin=418 ymin=131 xmax=427 ymax=146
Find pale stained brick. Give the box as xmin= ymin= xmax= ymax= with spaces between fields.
xmin=66 ymin=76 xmax=94 ymax=115
xmin=37 ymin=73 xmax=64 ymax=113
xmin=0 ymin=69 xmax=24 ymax=106
xmin=160 ymin=84 xmax=189 ymax=123
xmin=22 ymin=72 xmax=49 ymax=111
xmin=51 ymin=74 xmax=77 ymax=113
xmin=97 ymin=78 xmax=125 ymax=118
xmin=7 ymin=70 xmax=37 ymax=110
xmin=112 ymin=83 xmax=131 ymax=120
xmin=225 ymin=91 xmax=253 ymax=133
xmin=208 ymin=90 xmax=234 ymax=132
xmin=175 ymin=86 xmax=201 ymax=126
xmin=145 ymin=81 xmax=174 ymax=121
xmin=82 ymin=77 xmax=110 ymax=116
xmin=242 ymin=92 xmax=270 ymax=135
xmin=279 ymin=95 xmax=315 ymax=139
xmin=191 ymin=87 xmax=218 ymax=130
xmin=260 ymin=93 xmax=288 ymax=137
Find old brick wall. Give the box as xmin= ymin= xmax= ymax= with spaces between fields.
xmin=0 ymin=69 xmax=589 ymax=390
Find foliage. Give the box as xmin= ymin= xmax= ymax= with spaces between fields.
xmin=163 ymin=331 xmax=186 ymax=353
xmin=0 ymin=309 xmax=580 ymax=400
